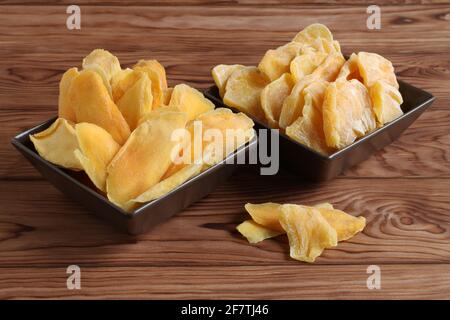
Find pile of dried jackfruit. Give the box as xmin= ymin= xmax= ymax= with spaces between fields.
xmin=237 ymin=202 xmax=366 ymax=263
xmin=31 ymin=49 xmax=255 ymax=212
xmin=212 ymin=23 xmax=403 ymax=155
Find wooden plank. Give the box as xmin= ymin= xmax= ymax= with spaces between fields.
xmin=0 ymin=264 xmax=448 ymax=299
xmin=0 ymin=177 xmax=448 ymax=267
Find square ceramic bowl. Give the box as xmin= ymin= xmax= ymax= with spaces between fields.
xmin=204 ymin=80 xmax=435 ymax=181
xmin=12 ymin=118 xmax=257 ymax=235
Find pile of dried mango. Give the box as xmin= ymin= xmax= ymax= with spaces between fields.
xmin=213 ymin=23 xmax=403 ymax=155
xmin=237 ymin=202 xmax=366 ymax=263
xmin=31 ymin=49 xmax=255 ymax=212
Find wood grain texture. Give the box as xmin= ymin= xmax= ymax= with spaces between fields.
xmin=1 ymin=264 xmax=449 ymax=299
xmin=0 ymin=3 xmax=449 ymax=299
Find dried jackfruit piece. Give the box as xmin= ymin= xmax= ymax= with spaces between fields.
xmin=236 ymin=220 xmax=284 ymax=244
xmin=82 ymin=49 xmax=121 ymax=96
xmin=279 ymin=52 xmax=345 ymax=129
xmin=74 ymin=123 xmax=120 ymax=192
xmin=137 ymin=106 xmax=184 ymax=127
xmin=69 ymin=69 xmax=131 ymax=145
xmin=290 ymin=51 xmax=327 ymax=82
xmin=30 ymin=118 xmax=82 ymax=170
xmin=133 ymin=59 xmax=168 ymax=108
xmin=292 ymin=23 xmax=334 ymax=45
xmin=318 ymin=208 xmax=366 ymax=241
xmin=357 ymin=52 xmax=399 ymax=89
xmin=369 ymin=80 xmax=404 ymax=125
xmin=337 ymin=53 xmax=362 ymax=82
xmin=280 ymin=204 xmax=338 ymax=263
xmin=223 ymin=67 xmax=270 ymax=121
xmin=106 ymin=112 xmax=188 ymax=211
xmin=116 ymin=71 xmax=153 ymax=130
xmin=58 ymin=67 xmax=79 ymax=122
xmin=310 ymin=37 xmax=341 ymax=55
xmin=323 ymin=79 xmax=376 ymax=149
xmin=286 ymin=80 xmax=333 ymax=155
xmin=169 ymin=84 xmax=215 ymax=121
xmin=212 ymin=64 xmax=245 ymax=98
xmin=260 ymin=73 xmax=295 ymax=128
xmin=258 ymin=42 xmax=304 ymax=81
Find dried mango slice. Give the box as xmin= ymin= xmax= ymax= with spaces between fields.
xmin=58 ymin=67 xmax=79 ymax=122
xmin=292 ymin=23 xmax=334 ymax=45
xmin=318 ymin=208 xmax=366 ymax=241
xmin=163 ymin=87 xmax=173 ymax=106
xmin=82 ymin=49 xmax=121 ymax=96
xmin=286 ymin=81 xmax=333 ymax=155
xmin=279 ymin=52 xmax=345 ymax=129
xmin=111 ymin=68 xmax=141 ymax=102
xmin=357 ymin=52 xmax=399 ymax=89
xmin=244 ymin=202 xmax=284 ymax=232
xmin=280 ymin=204 xmax=338 ymax=263
xmin=260 ymin=73 xmax=295 ymax=128
xmin=236 ymin=220 xmax=283 ymax=244
xmin=258 ymin=42 xmax=304 ymax=81
xmin=117 ymin=72 xmax=153 ymax=130
xmin=128 ymin=162 xmax=203 ymax=209
xmin=133 ymin=60 xmax=168 ymax=108
xmin=369 ymin=80 xmax=404 ymax=125
xmin=169 ymin=84 xmax=215 ymax=121
xmin=323 ymin=79 xmax=376 ymax=149
xmin=69 ymin=70 xmax=131 ymax=145
xmin=106 ymin=112 xmax=188 ymax=211
xmin=223 ymin=67 xmax=270 ymax=121
xmin=30 ymin=118 xmax=82 ymax=170
xmin=212 ymin=64 xmax=245 ymax=98
xmin=74 ymin=123 xmax=120 ymax=192
xmin=244 ymin=202 xmax=334 ymax=234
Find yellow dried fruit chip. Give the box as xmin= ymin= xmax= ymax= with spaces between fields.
xmin=292 ymin=23 xmax=334 ymax=45
xmin=82 ymin=49 xmax=121 ymax=96
xmin=236 ymin=220 xmax=283 ymax=244
xmin=357 ymin=52 xmax=399 ymax=89
xmin=169 ymin=84 xmax=215 ymax=121
xmin=111 ymin=68 xmax=141 ymax=102
xmin=69 ymin=70 xmax=131 ymax=145
xmin=290 ymin=51 xmax=327 ymax=82
xmin=106 ymin=112 xmax=188 ymax=211
xmin=30 ymin=118 xmax=82 ymax=170
xmin=74 ymin=123 xmax=120 ymax=192
xmin=58 ymin=67 xmax=79 ymax=122
xmin=260 ymin=73 xmax=295 ymax=128
xmin=337 ymin=53 xmax=362 ymax=82
xmin=258 ymin=42 xmax=304 ymax=81
xmin=245 ymin=202 xmax=284 ymax=232
xmin=319 ymin=208 xmax=366 ymax=241
xmin=286 ymin=81 xmax=333 ymax=155
xmin=279 ymin=52 xmax=344 ymax=129
xmin=133 ymin=59 xmax=168 ymax=108
xmin=223 ymin=67 xmax=270 ymax=121
xmin=117 ymin=72 xmax=153 ymax=130
xmin=128 ymin=162 xmax=203 ymax=209
xmin=280 ymin=204 xmax=338 ymax=263
xmin=163 ymin=87 xmax=174 ymax=106
xmin=370 ymin=80 xmax=404 ymax=125
xmin=323 ymin=79 xmax=376 ymax=149
xmin=212 ymin=64 xmax=245 ymax=98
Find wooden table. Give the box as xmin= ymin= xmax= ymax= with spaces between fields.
xmin=0 ymin=1 xmax=449 ymax=299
